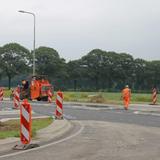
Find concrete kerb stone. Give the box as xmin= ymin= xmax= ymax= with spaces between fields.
xmin=35 ymin=119 xmax=72 ymax=143
xmin=0 ymin=117 xmax=72 ymax=153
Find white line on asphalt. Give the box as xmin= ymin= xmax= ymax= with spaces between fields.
xmin=0 ymin=116 xmax=51 ymax=122
xmin=63 ymin=114 xmax=77 ymax=120
xmin=0 ymin=121 xmax=84 ymax=159
xmin=1 ymin=100 xmax=53 ymax=107
xmin=0 ymin=110 xmax=20 ymax=115
xmin=66 ymin=105 xmax=105 ymax=111
xmin=134 ymin=111 xmax=139 ymax=114
xmin=0 ymin=110 xmax=35 ymax=115
xmin=133 ymin=111 xmax=160 ymax=117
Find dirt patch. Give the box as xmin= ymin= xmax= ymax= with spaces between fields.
xmin=89 ymin=94 xmax=105 ymax=103
xmin=0 ymin=121 xmax=19 ymax=131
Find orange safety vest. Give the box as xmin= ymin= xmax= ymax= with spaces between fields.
xmin=122 ymin=88 xmax=131 ymax=99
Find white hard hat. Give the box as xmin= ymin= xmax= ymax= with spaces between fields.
xmin=125 ymin=85 xmax=129 ymax=88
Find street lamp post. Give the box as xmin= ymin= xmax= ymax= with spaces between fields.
xmin=18 ymin=10 xmax=36 ymax=76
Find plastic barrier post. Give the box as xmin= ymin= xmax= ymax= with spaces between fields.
xmin=13 ymin=87 xmax=20 ymax=109
xmin=55 ymin=91 xmax=63 ymax=119
xmin=13 ymin=99 xmax=39 ymax=150
xmin=0 ymin=88 xmax=4 ymax=101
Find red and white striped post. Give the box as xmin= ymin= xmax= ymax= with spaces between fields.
xmin=13 ymin=99 xmax=39 ymax=150
xmin=20 ymin=99 xmax=32 ymax=145
xmin=152 ymin=88 xmax=157 ymax=105
xmin=0 ymin=87 xmax=3 ymax=101
xmin=13 ymin=87 xmax=20 ymax=109
xmin=55 ymin=91 xmax=63 ymax=119
xmin=48 ymin=90 xmax=52 ymax=103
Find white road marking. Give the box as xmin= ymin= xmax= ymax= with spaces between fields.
xmin=0 ymin=110 xmax=20 ymax=115
xmin=65 ymin=105 xmax=102 ymax=111
xmin=133 ymin=111 xmax=160 ymax=117
xmin=134 ymin=111 xmax=139 ymax=114
xmin=63 ymin=114 xmax=77 ymax=120
xmin=0 ymin=121 xmax=84 ymax=159
xmin=0 ymin=110 xmax=35 ymax=115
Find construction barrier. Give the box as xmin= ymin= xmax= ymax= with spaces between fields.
xmin=20 ymin=99 xmax=32 ymax=145
xmin=0 ymin=87 xmax=3 ymax=101
xmin=13 ymin=87 xmax=20 ymax=109
xmin=152 ymin=88 xmax=157 ymax=105
xmin=48 ymin=89 xmax=52 ymax=103
xmin=55 ymin=91 xmax=63 ymax=119
xmin=13 ymin=99 xmax=39 ymax=150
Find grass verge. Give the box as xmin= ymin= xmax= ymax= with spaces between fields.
xmin=3 ymin=89 xmax=156 ymax=104
xmin=0 ymin=118 xmax=53 ymax=139
xmin=63 ymin=92 xmax=156 ymax=104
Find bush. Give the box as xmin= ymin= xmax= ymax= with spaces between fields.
xmin=89 ymin=94 xmax=105 ymax=103
xmin=80 ymin=93 xmax=88 ymax=98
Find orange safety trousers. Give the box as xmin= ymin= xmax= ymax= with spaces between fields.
xmin=123 ymin=97 xmax=130 ymax=110
xmin=122 ymin=88 xmax=131 ymax=110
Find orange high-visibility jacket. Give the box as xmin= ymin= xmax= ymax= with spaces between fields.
xmin=122 ymin=88 xmax=131 ymax=99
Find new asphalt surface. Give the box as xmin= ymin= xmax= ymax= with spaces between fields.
xmin=0 ymin=100 xmax=160 ymax=160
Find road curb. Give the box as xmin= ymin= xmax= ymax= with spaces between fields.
xmin=0 ymin=117 xmax=72 ymax=153
xmin=35 ymin=119 xmax=72 ymax=143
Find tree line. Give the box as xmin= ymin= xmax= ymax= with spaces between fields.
xmin=0 ymin=42 xmax=159 ymax=92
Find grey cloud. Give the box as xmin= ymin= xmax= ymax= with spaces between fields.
xmin=1 ymin=0 xmax=160 ymax=60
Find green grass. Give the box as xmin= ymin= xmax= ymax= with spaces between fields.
xmin=3 ymin=88 xmax=12 ymax=98
xmin=0 ymin=118 xmax=53 ymax=139
xmin=3 ymin=89 xmax=156 ymax=104
xmin=63 ymin=91 xmax=156 ymax=104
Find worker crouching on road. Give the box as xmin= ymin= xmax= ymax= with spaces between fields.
xmin=122 ymin=85 xmax=131 ymax=110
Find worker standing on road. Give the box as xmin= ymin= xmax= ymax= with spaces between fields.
xmin=122 ymin=85 xmax=131 ymax=110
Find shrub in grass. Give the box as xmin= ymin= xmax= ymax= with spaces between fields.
xmin=89 ymin=94 xmax=105 ymax=103
xmin=80 ymin=93 xmax=88 ymax=98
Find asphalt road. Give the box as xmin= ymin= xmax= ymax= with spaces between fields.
xmin=1 ymin=101 xmax=160 ymax=160
xmin=31 ymin=102 xmax=160 ymax=128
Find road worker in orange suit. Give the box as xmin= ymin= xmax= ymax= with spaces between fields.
xmin=122 ymin=85 xmax=131 ymax=110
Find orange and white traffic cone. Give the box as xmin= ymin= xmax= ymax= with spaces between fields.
xmin=55 ymin=91 xmax=63 ymax=119
xmin=0 ymin=87 xmax=3 ymax=101
xmin=48 ymin=90 xmax=52 ymax=103
xmin=152 ymin=88 xmax=157 ymax=105
xmin=13 ymin=87 xmax=20 ymax=109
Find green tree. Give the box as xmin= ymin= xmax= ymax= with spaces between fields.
xmin=133 ymin=58 xmax=146 ymax=90
xmin=67 ymin=59 xmax=86 ymax=90
xmin=0 ymin=43 xmax=31 ymax=89
xmin=114 ymin=53 xmax=134 ymax=88
xmin=81 ymin=49 xmax=109 ymax=90
xmin=35 ymin=47 xmax=67 ymax=88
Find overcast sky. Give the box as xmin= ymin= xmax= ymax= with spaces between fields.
xmin=1 ymin=0 xmax=160 ymax=61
